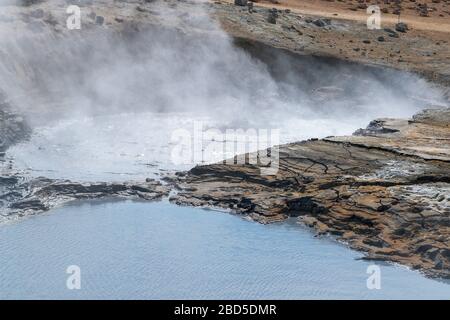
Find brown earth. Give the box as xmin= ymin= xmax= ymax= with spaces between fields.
xmin=240 ymin=0 xmax=450 ymax=32
xmin=214 ymin=0 xmax=450 ymax=85
xmin=1 ymin=0 xmax=449 ymax=84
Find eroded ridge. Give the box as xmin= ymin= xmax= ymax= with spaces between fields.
xmin=171 ymin=108 xmax=450 ymax=279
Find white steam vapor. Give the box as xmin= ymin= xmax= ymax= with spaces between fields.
xmin=0 ymin=0 xmax=447 ymax=150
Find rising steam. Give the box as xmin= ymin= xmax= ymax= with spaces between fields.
xmin=0 ymin=0 xmax=448 ymax=180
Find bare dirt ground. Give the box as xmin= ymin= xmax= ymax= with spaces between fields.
xmin=2 ymin=1 xmax=449 ymax=84
xmin=228 ymin=0 xmax=450 ymax=32
xmin=216 ymin=0 xmax=450 ymax=85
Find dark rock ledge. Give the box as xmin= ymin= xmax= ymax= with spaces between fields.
xmin=170 ymin=108 xmax=450 ymax=279
xmin=0 ymin=95 xmax=170 ymax=222
xmin=1 ymin=101 xmax=449 ymax=279
xmin=0 ymin=98 xmax=167 ymax=223
xmin=0 ymin=176 xmax=170 ymax=223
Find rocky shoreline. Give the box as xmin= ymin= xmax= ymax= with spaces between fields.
xmin=0 ymin=96 xmax=169 ymax=223
xmin=0 ymin=176 xmax=170 ymax=223
xmin=170 ymin=108 xmax=450 ymax=279
xmin=0 ymin=0 xmax=449 ymax=280
xmin=1 ymin=106 xmax=448 ymax=279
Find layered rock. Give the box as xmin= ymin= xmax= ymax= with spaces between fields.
xmin=0 ymin=176 xmax=170 ymax=223
xmin=171 ymin=108 xmax=450 ymax=278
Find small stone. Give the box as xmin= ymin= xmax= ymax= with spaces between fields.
xmin=234 ymin=0 xmax=248 ymax=6
xmin=384 ymin=28 xmax=399 ymax=38
xmin=247 ymin=1 xmax=254 ymax=12
xmin=267 ymin=8 xmax=278 ymax=24
xmin=312 ymin=18 xmax=331 ymax=27
xmin=95 ymin=15 xmax=104 ymax=25
xmin=395 ymin=22 xmax=408 ymax=33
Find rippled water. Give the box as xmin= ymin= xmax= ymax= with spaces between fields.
xmin=1 ymin=200 xmax=449 ymax=299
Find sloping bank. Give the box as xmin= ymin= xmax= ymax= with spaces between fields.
xmin=170 ymin=108 xmax=450 ymax=279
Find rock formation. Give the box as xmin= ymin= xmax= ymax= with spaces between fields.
xmin=171 ymin=108 xmax=450 ymax=279
xmin=0 ymin=0 xmax=449 ymax=281
xmin=0 ymin=175 xmax=170 ymax=223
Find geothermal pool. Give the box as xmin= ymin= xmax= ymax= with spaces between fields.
xmin=0 ymin=200 xmax=449 ymax=299
xmin=2 ymin=2 xmax=449 ymax=300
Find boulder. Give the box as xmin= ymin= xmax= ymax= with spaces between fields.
xmin=267 ymin=8 xmax=278 ymax=24
xmin=95 ymin=15 xmax=105 ymax=25
xmin=384 ymin=28 xmax=399 ymax=38
xmin=312 ymin=18 xmax=331 ymax=27
xmin=395 ymin=22 xmax=408 ymax=33
xmin=247 ymin=1 xmax=254 ymax=12
xmin=234 ymin=0 xmax=248 ymax=6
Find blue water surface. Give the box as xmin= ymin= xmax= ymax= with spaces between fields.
xmin=0 ymin=200 xmax=449 ymax=299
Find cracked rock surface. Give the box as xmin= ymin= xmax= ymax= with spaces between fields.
xmin=171 ymin=108 xmax=450 ymax=279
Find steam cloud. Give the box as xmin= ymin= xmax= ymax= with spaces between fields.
xmin=0 ymin=0 xmax=447 ymax=134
